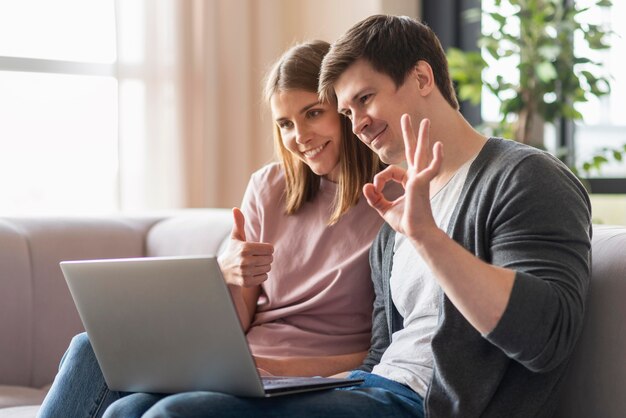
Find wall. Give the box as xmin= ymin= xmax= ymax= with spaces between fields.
xmin=191 ymin=0 xmax=420 ymax=208
xmin=590 ymin=195 xmax=626 ymax=225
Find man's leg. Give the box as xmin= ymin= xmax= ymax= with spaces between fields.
xmin=143 ymin=372 xmax=424 ymax=418
xmin=38 ymin=333 xmax=127 ymax=418
xmin=102 ymin=393 xmax=165 ymax=418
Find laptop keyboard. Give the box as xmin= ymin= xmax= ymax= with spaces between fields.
xmin=263 ymin=376 xmax=306 ymax=384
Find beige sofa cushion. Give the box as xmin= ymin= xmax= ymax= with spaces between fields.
xmin=0 ymin=385 xmax=48 ymax=408
xmin=0 ymin=405 xmax=40 ymax=418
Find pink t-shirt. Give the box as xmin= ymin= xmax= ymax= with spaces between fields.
xmin=241 ymin=163 xmax=385 ymax=358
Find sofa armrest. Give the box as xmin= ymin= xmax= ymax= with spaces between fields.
xmin=0 ymin=217 xmax=159 ymax=388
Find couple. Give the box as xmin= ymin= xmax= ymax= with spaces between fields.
xmin=39 ymin=15 xmax=592 ymax=418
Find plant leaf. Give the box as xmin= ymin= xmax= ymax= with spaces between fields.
xmin=613 ymin=151 xmax=623 ymax=162
xmin=536 ymin=62 xmax=558 ymax=83
xmin=593 ymin=155 xmax=609 ymax=165
xmin=561 ymin=104 xmax=583 ymax=120
xmin=459 ymin=85 xmax=483 ymax=105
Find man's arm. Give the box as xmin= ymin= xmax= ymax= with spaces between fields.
xmin=364 ymin=116 xmax=591 ymax=372
xmin=409 ymin=230 xmax=515 ymax=335
xmin=365 ymin=116 xmax=514 ymax=333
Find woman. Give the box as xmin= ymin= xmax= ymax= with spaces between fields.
xmin=38 ymin=40 xmax=386 ymax=418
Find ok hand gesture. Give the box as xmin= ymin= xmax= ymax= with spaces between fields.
xmin=363 ymin=115 xmax=443 ymax=241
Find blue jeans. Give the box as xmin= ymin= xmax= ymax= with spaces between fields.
xmin=38 ymin=333 xmax=424 ymax=418
xmin=107 ymin=371 xmax=424 ymax=418
xmin=38 ymin=333 xmax=129 ymax=418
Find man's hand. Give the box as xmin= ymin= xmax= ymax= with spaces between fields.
xmin=217 ymin=208 xmax=274 ymax=287
xmin=363 ymin=115 xmax=443 ymax=241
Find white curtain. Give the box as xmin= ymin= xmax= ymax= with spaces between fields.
xmin=114 ymin=0 xmax=418 ymax=211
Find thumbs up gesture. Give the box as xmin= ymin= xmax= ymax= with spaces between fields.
xmin=217 ymin=207 xmax=274 ymax=288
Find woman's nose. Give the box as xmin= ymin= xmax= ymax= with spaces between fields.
xmin=295 ymin=125 xmax=311 ymax=144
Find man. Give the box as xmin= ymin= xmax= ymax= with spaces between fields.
xmin=141 ymin=15 xmax=591 ymax=418
xmin=318 ymin=14 xmax=592 ymax=417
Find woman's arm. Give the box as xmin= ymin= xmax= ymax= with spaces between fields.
xmin=227 ymin=284 xmax=261 ymax=331
xmin=253 ymin=351 xmax=368 ymax=377
xmin=218 ymin=207 xmax=273 ymax=331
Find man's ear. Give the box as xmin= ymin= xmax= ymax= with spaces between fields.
xmin=411 ymin=60 xmax=435 ymax=96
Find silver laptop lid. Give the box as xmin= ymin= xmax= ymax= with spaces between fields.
xmin=61 ymin=256 xmax=265 ymax=397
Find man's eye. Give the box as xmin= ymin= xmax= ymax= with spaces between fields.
xmin=359 ymin=94 xmax=371 ymax=104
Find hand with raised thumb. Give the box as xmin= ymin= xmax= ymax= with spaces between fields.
xmin=217 ymin=207 xmax=274 ymax=288
xmin=230 ymin=206 xmax=247 ymax=241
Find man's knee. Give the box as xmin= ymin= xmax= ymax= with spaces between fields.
xmin=143 ymin=392 xmax=259 ymax=418
xmin=103 ymin=393 xmax=162 ymax=418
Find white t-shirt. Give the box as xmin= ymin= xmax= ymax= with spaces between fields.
xmin=372 ymin=156 xmax=475 ymax=396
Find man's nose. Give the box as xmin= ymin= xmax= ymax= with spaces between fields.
xmin=351 ymin=109 xmax=370 ymax=136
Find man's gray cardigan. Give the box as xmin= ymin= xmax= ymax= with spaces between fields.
xmin=358 ymin=138 xmax=592 ymax=418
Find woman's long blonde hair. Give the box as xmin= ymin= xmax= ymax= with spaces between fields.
xmin=264 ymin=40 xmax=384 ymax=225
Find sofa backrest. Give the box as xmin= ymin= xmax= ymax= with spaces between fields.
xmin=0 ymin=210 xmax=232 ymax=389
xmin=555 ymin=225 xmax=626 ymax=418
xmin=145 ymin=210 xmax=232 ymax=257
xmin=1 ymin=215 xmax=624 ymax=416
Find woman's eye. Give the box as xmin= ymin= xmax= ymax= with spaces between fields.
xmin=307 ymin=109 xmax=323 ymax=118
xmin=278 ymin=121 xmax=293 ymax=129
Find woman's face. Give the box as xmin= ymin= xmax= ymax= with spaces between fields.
xmin=270 ymin=89 xmax=342 ymax=182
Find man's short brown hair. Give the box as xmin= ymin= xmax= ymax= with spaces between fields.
xmin=319 ymin=14 xmax=459 ymax=110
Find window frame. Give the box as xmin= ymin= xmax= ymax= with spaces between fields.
xmin=0 ymin=56 xmax=114 ymax=77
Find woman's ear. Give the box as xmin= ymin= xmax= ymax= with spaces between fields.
xmin=412 ymin=60 xmax=435 ymax=96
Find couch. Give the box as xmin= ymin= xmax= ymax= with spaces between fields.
xmin=0 ymin=210 xmax=233 ymax=418
xmin=0 ymin=211 xmax=624 ymax=417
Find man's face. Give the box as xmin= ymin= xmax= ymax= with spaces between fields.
xmin=334 ymin=59 xmax=420 ymax=165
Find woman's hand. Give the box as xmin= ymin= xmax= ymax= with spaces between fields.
xmin=256 ymin=366 xmax=274 ymax=377
xmin=363 ymin=115 xmax=443 ymax=242
xmin=217 ymin=207 xmax=274 ymax=288
xmin=253 ymin=351 xmax=368 ymax=377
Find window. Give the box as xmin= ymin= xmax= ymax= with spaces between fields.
xmin=0 ymin=0 xmax=118 ymax=214
xmin=479 ymin=0 xmax=626 ymax=186
xmin=572 ymin=0 xmax=626 ymax=179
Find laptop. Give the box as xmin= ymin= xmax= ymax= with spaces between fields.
xmin=60 ymin=256 xmax=363 ymax=397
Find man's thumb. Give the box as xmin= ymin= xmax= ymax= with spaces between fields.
xmin=231 ymin=207 xmax=247 ymax=241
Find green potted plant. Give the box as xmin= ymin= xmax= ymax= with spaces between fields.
xmin=447 ymin=0 xmax=613 ymax=155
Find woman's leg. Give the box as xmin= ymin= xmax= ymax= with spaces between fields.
xmin=38 ymin=332 xmax=127 ymax=418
